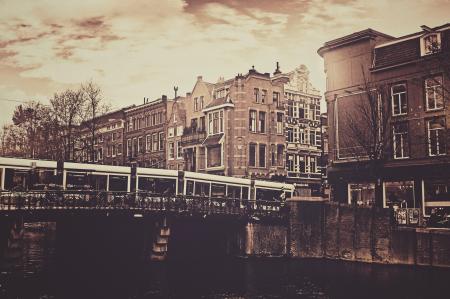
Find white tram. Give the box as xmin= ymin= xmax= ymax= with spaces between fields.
xmin=0 ymin=157 xmax=294 ymax=201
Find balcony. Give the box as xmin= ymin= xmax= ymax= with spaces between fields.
xmin=181 ymin=127 xmax=206 ymax=146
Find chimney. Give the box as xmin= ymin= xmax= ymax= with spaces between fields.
xmin=174 ymin=86 xmax=178 ymax=98
xmin=186 ymin=92 xmax=192 ymax=97
xmin=273 ymin=61 xmax=281 ymax=75
xmin=144 ymin=97 xmax=146 ymax=104
xmin=162 ymin=95 xmax=167 ymax=101
xmin=197 ymin=75 xmax=203 ymax=81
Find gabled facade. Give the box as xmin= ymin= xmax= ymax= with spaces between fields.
xmin=319 ymin=23 xmax=450 ymax=214
xmin=166 ymin=96 xmax=186 ymax=170
xmin=181 ymin=67 xmax=288 ymax=179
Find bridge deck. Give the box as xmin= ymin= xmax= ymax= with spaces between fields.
xmin=0 ymin=191 xmax=286 ymax=221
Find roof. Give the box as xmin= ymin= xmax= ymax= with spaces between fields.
xmin=318 ymin=28 xmax=394 ymax=57
xmin=202 ymin=133 xmax=224 ymax=146
xmin=204 ymin=97 xmax=228 ymax=109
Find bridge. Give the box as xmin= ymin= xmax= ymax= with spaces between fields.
xmin=0 ymin=191 xmax=288 ymax=261
xmin=0 ymin=191 xmax=286 ymax=221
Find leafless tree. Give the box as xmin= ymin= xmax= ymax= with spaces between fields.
xmin=343 ymin=69 xmax=391 ymax=207
xmin=50 ymin=88 xmax=85 ymax=161
xmin=80 ymin=81 xmax=111 ymax=162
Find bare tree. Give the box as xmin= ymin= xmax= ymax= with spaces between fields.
xmin=80 ymin=81 xmax=110 ymax=162
xmin=50 ymin=88 xmax=85 ymax=161
xmin=342 ymin=70 xmax=391 ymax=207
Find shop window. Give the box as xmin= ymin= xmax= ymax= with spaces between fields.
xmin=348 ymin=183 xmax=375 ymax=206
xmin=384 ymin=181 xmax=415 ymax=208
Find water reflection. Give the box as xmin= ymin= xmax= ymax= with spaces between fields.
xmin=1 ymin=223 xmax=450 ymax=298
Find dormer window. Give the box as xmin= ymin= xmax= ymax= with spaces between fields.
xmin=420 ymin=33 xmax=441 ymax=56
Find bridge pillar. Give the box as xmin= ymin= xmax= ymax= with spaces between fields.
xmin=151 ymin=217 xmax=170 ymax=261
xmin=242 ymin=221 xmax=287 ymax=257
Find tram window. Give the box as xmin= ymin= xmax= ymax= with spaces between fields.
xmin=227 ymin=185 xmax=241 ymax=199
xmin=88 ymin=174 xmax=107 ymax=191
xmin=256 ymin=188 xmax=281 ymax=201
xmin=32 ymin=170 xmax=57 ymax=190
xmin=242 ymin=187 xmax=249 ymax=200
xmin=66 ymin=172 xmax=88 ymax=190
xmin=4 ymin=168 xmax=29 ymax=191
xmin=194 ymin=182 xmax=210 ymax=196
xmin=109 ymin=175 xmax=128 ymax=191
xmin=138 ymin=177 xmax=175 ymax=195
xmin=0 ymin=168 xmax=2 ymax=190
xmin=186 ymin=180 xmax=194 ymax=195
xmin=211 ymin=183 xmax=226 ymax=197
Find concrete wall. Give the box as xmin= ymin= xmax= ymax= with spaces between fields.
xmin=288 ymin=200 xmax=450 ymax=268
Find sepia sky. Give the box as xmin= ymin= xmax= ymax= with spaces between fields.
xmin=0 ymin=0 xmax=449 ymax=126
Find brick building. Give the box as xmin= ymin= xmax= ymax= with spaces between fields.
xmin=124 ymin=97 xmax=167 ymax=168
xmin=318 ymin=23 xmax=450 ymax=214
xmin=283 ymin=65 xmax=322 ymax=196
xmin=182 ymin=67 xmax=288 ymax=179
xmin=77 ymin=107 xmax=129 ymax=166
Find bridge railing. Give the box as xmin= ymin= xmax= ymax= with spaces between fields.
xmin=0 ymin=191 xmax=286 ymax=220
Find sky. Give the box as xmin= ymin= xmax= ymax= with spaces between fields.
xmin=0 ymin=0 xmax=449 ymax=126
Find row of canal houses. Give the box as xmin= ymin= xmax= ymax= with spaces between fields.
xmin=76 ymin=64 xmax=327 ymax=197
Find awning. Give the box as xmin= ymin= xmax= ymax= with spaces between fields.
xmin=202 ymin=133 xmax=224 ymax=146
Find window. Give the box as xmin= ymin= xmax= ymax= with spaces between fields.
xmin=259 ymin=144 xmax=266 ymax=167
xmin=276 ymin=113 xmax=283 ymax=134
xmin=199 ymin=96 xmax=204 ymax=110
xmin=168 ymin=142 xmax=175 ymax=159
xmin=286 ymin=154 xmax=294 ymax=171
xmin=146 ymin=135 xmax=151 ymax=152
xmin=310 ymin=156 xmax=316 ymax=173
xmin=310 ymin=130 xmax=316 ymax=146
xmin=254 ymin=88 xmax=260 ymax=103
xmin=428 ymin=117 xmax=446 ymax=156
xmin=199 ymin=116 xmax=205 ymax=132
xmin=112 ymin=145 xmax=116 ymax=157
xmin=127 ymin=139 xmax=131 ymax=157
xmin=117 ymin=144 xmax=122 ymax=155
xmin=168 ymin=127 xmax=174 ymax=138
xmin=420 ymin=33 xmax=441 ymax=56
xmin=384 ymin=181 xmax=415 ymax=208
xmin=273 ymin=92 xmax=280 ymax=108
xmin=391 ymin=84 xmax=407 ymax=115
xmin=423 ymin=179 xmax=450 ymax=216
xmin=287 ymin=101 xmax=293 ymax=117
xmin=277 ymin=145 xmax=284 ymax=166
xmin=132 ymin=138 xmax=137 ymax=158
xmin=393 ymin=122 xmax=409 ymax=159
xmin=287 ymin=128 xmax=293 ymax=142
xmin=348 ymin=183 xmax=375 ymax=206
xmin=425 ymin=76 xmax=444 ymax=110
xmin=208 ymin=111 xmax=223 ymax=135
xmin=177 ymin=141 xmax=183 ymax=159
xmin=249 ymin=143 xmax=256 ymax=167
xmin=261 ymin=90 xmax=267 ymax=103
xmin=152 ymin=133 xmax=158 ymax=152
xmin=159 ymin=132 xmax=165 ymax=150
xmin=98 ymin=148 xmax=103 ymax=161
xmin=271 ymin=144 xmax=276 ymax=166
xmin=138 ymin=136 xmax=143 ymax=154
xmin=194 ymin=97 xmax=198 ymax=111
xmin=177 ymin=125 xmax=183 ymax=137
xmin=249 ymin=110 xmax=257 ymax=132
xmin=207 ymin=145 xmax=222 ymax=167
xmin=258 ymin=111 xmax=266 ymax=133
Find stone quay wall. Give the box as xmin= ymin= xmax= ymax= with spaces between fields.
xmin=288 ymin=200 xmax=450 ymax=268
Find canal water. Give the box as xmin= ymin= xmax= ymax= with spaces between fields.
xmin=1 ymin=222 xmax=450 ymax=299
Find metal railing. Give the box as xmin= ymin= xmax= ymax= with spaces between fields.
xmin=0 ymin=191 xmax=286 ymax=220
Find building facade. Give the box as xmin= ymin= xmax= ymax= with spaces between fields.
xmin=166 ymin=96 xmax=186 ymax=170
xmin=318 ymin=23 xmax=450 ymax=215
xmin=77 ymin=108 xmax=129 ymax=166
xmin=124 ymin=97 xmax=167 ymax=168
xmin=182 ymin=67 xmax=288 ymax=179
xmin=283 ymin=65 xmax=322 ymax=196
